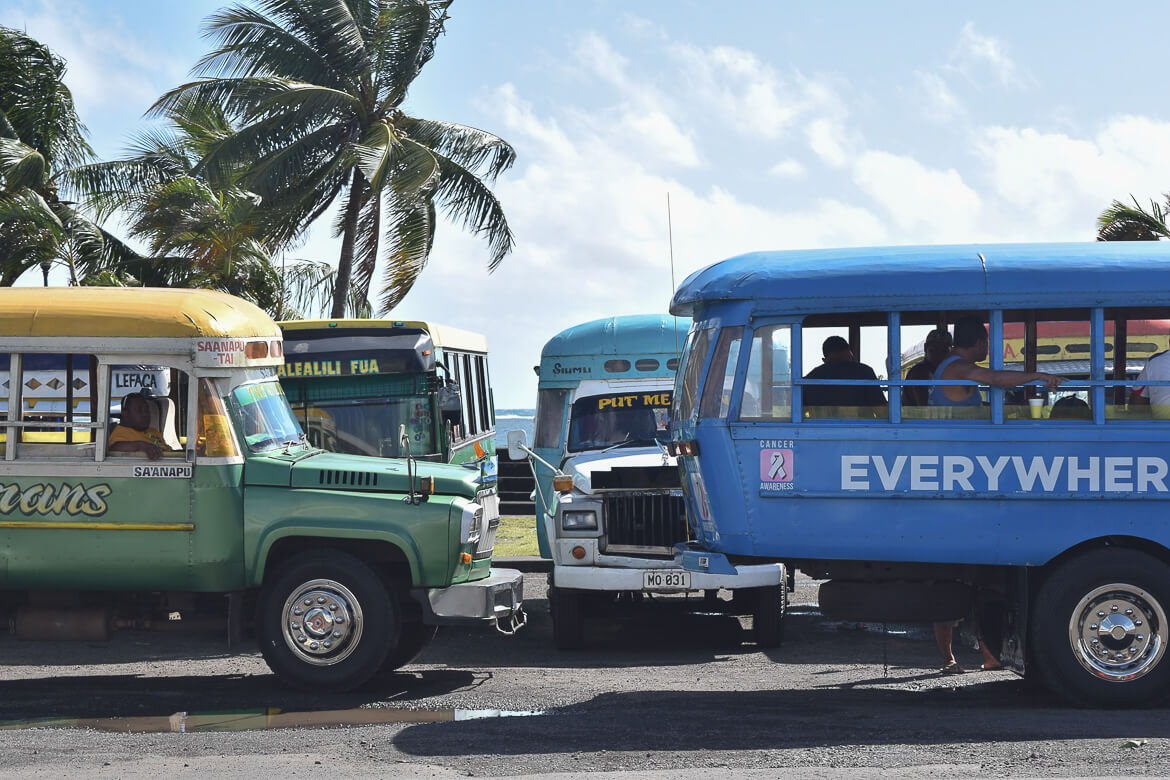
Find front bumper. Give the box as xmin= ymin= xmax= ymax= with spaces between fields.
xmin=412 ymin=567 xmax=525 ymax=627
xmin=552 ymin=561 xmax=783 ymax=591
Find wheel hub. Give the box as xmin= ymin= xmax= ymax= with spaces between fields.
xmin=281 ymin=580 xmax=363 ymax=666
xmin=1070 ymin=584 xmax=1166 ymax=682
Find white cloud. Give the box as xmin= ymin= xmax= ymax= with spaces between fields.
xmin=10 ymin=0 xmax=187 ymax=121
xmin=915 ymin=71 xmax=965 ymax=123
xmin=668 ymin=42 xmax=846 ymax=141
xmin=951 ymin=22 xmax=1028 ymax=88
xmin=806 ymin=117 xmax=853 ymax=167
xmin=769 ymin=158 xmax=806 ymax=179
xmin=852 ymin=151 xmax=982 ymax=239
xmin=973 ymin=117 xmax=1170 ymax=238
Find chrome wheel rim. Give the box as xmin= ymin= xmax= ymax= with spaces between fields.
xmin=1069 ymin=583 xmax=1167 ymax=682
xmin=281 ymin=579 xmax=364 ymax=666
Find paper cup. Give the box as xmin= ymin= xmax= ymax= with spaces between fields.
xmin=1028 ymin=398 xmax=1044 ymax=419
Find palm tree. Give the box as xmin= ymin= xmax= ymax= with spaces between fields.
xmin=152 ymin=0 xmax=515 ymax=316
xmin=0 ymin=26 xmax=134 ymax=285
xmin=1097 ymin=195 xmax=1170 ymax=241
xmin=70 ymin=105 xmax=370 ymax=317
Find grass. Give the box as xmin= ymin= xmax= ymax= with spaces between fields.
xmin=494 ymin=515 xmax=540 ymax=557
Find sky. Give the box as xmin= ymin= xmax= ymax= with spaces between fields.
xmin=5 ymin=1 xmax=1170 ymax=406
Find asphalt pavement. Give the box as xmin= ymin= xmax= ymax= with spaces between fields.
xmin=1 ymin=573 xmax=1169 ymax=778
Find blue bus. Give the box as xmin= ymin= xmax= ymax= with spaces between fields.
xmin=511 ymin=314 xmax=784 ymax=649
xmin=668 ymin=242 xmax=1170 ymax=706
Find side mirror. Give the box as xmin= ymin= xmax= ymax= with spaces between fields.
xmin=506 ymin=429 xmax=529 ymax=461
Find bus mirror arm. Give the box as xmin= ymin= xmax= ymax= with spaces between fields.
xmin=506 ymin=429 xmax=562 ymax=476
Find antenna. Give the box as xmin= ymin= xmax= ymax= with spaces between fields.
xmin=667 ymin=192 xmax=679 ymax=357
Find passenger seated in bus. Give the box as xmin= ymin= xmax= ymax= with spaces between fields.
xmin=1129 ymin=350 xmax=1170 ymax=418
xmin=109 ymin=392 xmax=176 ymax=460
xmin=903 ymin=328 xmax=952 ymax=406
xmin=930 ymin=316 xmax=1064 ymax=406
xmin=803 ymin=336 xmax=887 ymax=415
xmin=1050 ymin=395 xmax=1091 ymax=420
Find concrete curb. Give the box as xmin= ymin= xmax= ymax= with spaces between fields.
xmin=495 ymin=556 xmax=552 ymax=573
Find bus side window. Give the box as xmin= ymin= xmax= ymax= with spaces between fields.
xmin=16 ymin=353 xmax=97 ymax=458
xmin=741 ymin=325 xmax=792 ymax=421
xmin=699 ymin=328 xmax=741 ymax=419
xmin=800 ymin=318 xmax=888 ymax=420
xmin=475 ymin=355 xmax=491 ymax=432
xmin=534 ymin=389 xmax=569 ymax=449
xmin=108 ymin=365 xmax=190 ymax=457
xmin=461 ymin=353 xmax=477 ymax=437
xmin=1107 ymin=310 xmax=1170 ymax=422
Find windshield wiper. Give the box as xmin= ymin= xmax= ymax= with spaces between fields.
xmin=596 ymin=437 xmax=658 ymax=455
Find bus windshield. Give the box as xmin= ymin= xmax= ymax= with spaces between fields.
xmin=229 ymin=379 xmax=304 ymax=452
xmin=301 ymin=397 xmax=436 ymax=458
xmin=567 ymin=392 xmax=672 ymax=452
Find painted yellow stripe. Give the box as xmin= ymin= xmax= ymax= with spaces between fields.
xmin=0 ymin=521 xmax=194 ymax=531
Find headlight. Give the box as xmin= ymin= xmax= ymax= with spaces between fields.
xmin=461 ymin=504 xmax=484 ymax=544
xmin=562 ymin=510 xmax=598 ymax=531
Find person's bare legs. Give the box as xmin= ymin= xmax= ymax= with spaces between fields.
xmin=978 ymin=635 xmax=1002 ymax=670
xmin=934 ymin=622 xmax=961 ymax=672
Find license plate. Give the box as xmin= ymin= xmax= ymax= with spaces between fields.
xmin=643 ymin=570 xmax=691 ymax=590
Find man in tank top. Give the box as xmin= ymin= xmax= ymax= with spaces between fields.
xmin=930 ymin=316 xmax=1064 ymax=407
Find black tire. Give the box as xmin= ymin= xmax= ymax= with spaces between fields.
xmin=549 ymin=582 xmax=585 ymax=650
xmin=1031 ymin=548 xmax=1170 ymax=707
xmin=752 ymin=584 xmax=786 ymax=648
xmin=382 ymin=621 xmax=439 ymax=673
xmin=257 ymin=550 xmax=399 ymax=691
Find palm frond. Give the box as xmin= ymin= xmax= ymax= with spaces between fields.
xmin=1097 ymin=196 xmax=1170 ymax=242
xmin=432 ymin=153 xmax=514 ymax=271
xmin=378 ymin=193 xmax=434 ymax=311
xmin=0 ymin=137 xmax=46 ymax=190
xmin=399 ymin=117 xmax=515 ymax=181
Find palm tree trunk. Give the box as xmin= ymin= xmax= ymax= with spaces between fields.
xmin=331 ymin=168 xmax=365 ymax=318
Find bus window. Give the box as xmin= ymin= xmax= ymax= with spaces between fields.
xmin=534 ymin=388 xmax=568 ymax=449
xmin=17 ymin=353 xmax=96 ymax=454
xmin=1001 ymin=313 xmax=1094 ymax=421
xmin=1107 ymin=312 xmax=1170 ymax=422
xmin=741 ymin=325 xmax=791 ymax=421
xmin=461 ymin=353 xmax=477 ymax=437
xmin=800 ymin=318 xmax=888 ymax=420
xmin=475 ymin=355 xmax=491 ymax=432
xmin=673 ymin=328 xmax=712 ymax=424
xmin=698 ymin=327 xmax=741 ymax=419
xmin=108 ymin=365 xmax=189 ymax=457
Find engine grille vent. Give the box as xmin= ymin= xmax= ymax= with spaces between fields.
xmin=603 ymin=492 xmax=687 ymax=555
xmin=319 ymin=470 xmax=379 ymax=487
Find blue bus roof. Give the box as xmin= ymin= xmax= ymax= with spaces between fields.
xmin=670 ymin=242 xmax=1170 ymax=318
xmin=537 ymin=314 xmax=689 ymax=386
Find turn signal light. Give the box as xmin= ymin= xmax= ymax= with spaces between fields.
xmin=419 ymin=476 xmax=434 ymax=496
xmin=676 ymin=440 xmax=700 ymax=457
xmin=244 ymin=341 xmax=269 ymax=359
xmin=571 ymin=546 xmax=586 ymax=560
xmin=553 ymin=475 xmax=574 ymax=493
xmin=269 ymin=340 xmax=283 ymax=358
xmin=460 ymin=552 xmax=472 ymax=565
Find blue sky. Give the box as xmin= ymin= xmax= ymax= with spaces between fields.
xmin=5 ymin=1 xmax=1170 ymax=405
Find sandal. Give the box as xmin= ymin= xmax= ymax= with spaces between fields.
xmin=940 ymin=661 xmax=965 ymax=675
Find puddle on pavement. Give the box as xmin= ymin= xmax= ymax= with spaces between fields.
xmin=0 ymin=707 xmax=544 ymax=733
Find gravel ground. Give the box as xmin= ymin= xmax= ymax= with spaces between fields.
xmin=1 ymin=573 xmax=1168 ymax=778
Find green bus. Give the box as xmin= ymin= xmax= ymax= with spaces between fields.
xmin=278 ymin=319 xmax=497 ymax=469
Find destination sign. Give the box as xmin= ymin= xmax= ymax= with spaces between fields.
xmin=278 ymin=358 xmax=383 ymax=378
xmin=590 ymin=391 xmax=673 ymax=411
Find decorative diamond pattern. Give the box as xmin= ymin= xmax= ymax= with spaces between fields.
xmin=24 ymin=378 xmax=40 ymax=390
xmin=46 ymin=378 xmax=63 ymax=390
xmin=72 ymin=378 xmax=87 ymax=389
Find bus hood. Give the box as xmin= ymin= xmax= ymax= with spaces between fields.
xmin=247 ymin=450 xmax=482 ymax=498
xmin=563 ymin=448 xmax=680 ymax=495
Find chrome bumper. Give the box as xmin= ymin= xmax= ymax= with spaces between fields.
xmin=412 ymin=567 xmax=525 ymax=628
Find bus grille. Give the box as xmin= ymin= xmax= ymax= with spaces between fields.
xmin=475 ymin=488 xmax=500 ymax=560
xmin=603 ymin=493 xmax=688 ymax=555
